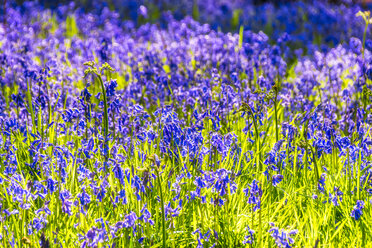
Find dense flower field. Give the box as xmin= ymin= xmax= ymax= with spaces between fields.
xmin=0 ymin=1 xmax=371 ymax=247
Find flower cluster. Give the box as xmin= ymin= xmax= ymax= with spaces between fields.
xmin=0 ymin=0 xmax=370 ymax=247
xmin=268 ymin=223 xmax=299 ymax=248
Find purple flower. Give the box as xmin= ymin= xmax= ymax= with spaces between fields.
xmin=138 ymin=5 xmax=148 ymax=18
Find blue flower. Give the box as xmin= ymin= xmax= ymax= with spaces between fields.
xmin=46 ymin=177 xmax=58 ymax=193
xmin=349 ymin=37 xmax=362 ymax=55
xmin=115 ymin=211 xmax=138 ymax=229
xmin=105 ymin=80 xmax=117 ymax=98
xmin=139 ymin=204 xmax=154 ymax=225
xmin=243 ymin=226 xmax=255 ymax=244
xmin=318 ymin=174 xmax=326 ymax=192
xmin=244 ymin=179 xmax=262 ymax=211
xmin=328 ymin=187 xmax=343 ymax=206
xmin=192 ymin=229 xmax=212 ymax=248
xmin=77 ymin=187 xmax=91 ymax=214
xmin=268 ymin=223 xmax=298 ymax=248
xmin=351 ymin=200 xmax=364 ymax=221
xmin=272 ymin=174 xmax=284 ymax=187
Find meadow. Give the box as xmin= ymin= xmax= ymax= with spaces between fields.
xmin=0 ymin=1 xmax=371 ymax=247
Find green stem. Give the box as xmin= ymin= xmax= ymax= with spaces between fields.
xmin=97 ymin=74 xmax=109 ymax=138
xmin=251 ymin=204 xmax=254 ymax=248
xmin=26 ymin=79 xmax=36 ymax=134
xmin=357 ymin=150 xmax=362 ymax=200
xmin=96 ymin=74 xmax=109 ymax=159
xmin=259 ymin=205 xmax=262 ymax=247
xmin=311 ymin=146 xmax=320 ymax=184
xmin=274 ymin=99 xmax=279 ymax=143
xmin=362 ymin=23 xmax=368 ymax=59
xmin=248 ymin=107 xmax=261 ymax=172
xmin=267 ymin=173 xmax=271 ymax=248
xmin=155 ymin=168 xmax=167 ymax=248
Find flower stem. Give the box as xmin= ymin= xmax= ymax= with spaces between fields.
xmin=155 ymin=168 xmax=167 ymax=248
xmin=96 ymin=74 xmax=109 ymax=159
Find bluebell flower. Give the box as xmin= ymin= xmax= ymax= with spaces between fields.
xmin=77 ymin=187 xmax=91 ymax=214
xmin=46 ymin=177 xmax=58 ymax=193
xmin=115 ymin=211 xmax=138 ymax=229
xmin=351 ymin=200 xmax=364 ymax=221
xmin=3 ymin=209 xmax=19 ymax=216
xmin=115 ymin=189 xmax=128 ymax=205
xmin=80 ymin=225 xmax=109 ymax=248
xmin=242 ymin=226 xmax=255 ymax=244
xmin=349 ymin=37 xmax=362 ymax=55
xmin=105 ymin=80 xmax=117 ymax=98
xmin=36 ymin=205 xmax=52 ymax=216
xmin=139 ymin=204 xmax=154 ymax=225
xmin=268 ymin=223 xmax=298 ymax=248
xmin=192 ymin=229 xmax=212 ymax=248
xmin=318 ymin=173 xmax=326 ymax=192
xmin=164 ymin=202 xmax=181 ymax=220
xmin=29 ymin=216 xmax=48 ymax=234
xmin=243 ymin=179 xmax=262 ymax=211
xmin=138 ymin=5 xmax=148 ymax=18
xmin=138 ymin=236 xmax=145 ymax=244
xmin=328 ymin=187 xmax=343 ymax=206
xmin=272 ymin=174 xmax=284 ymax=187
xmin=131 ymin=175 xmax=146 ymax=201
